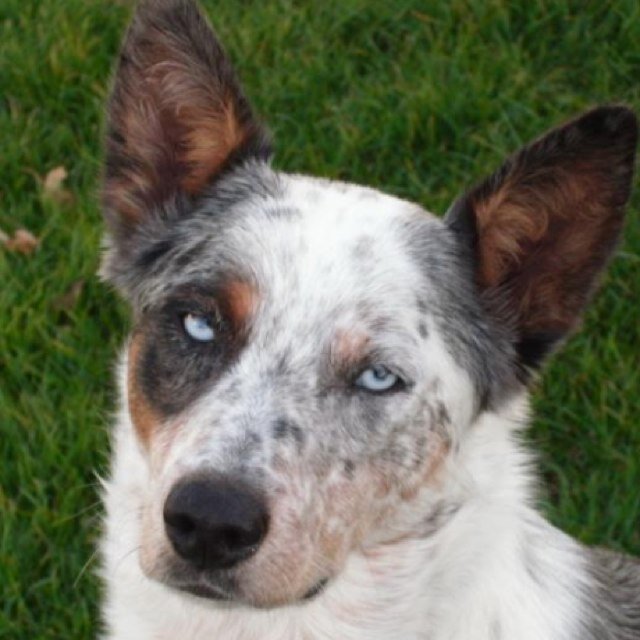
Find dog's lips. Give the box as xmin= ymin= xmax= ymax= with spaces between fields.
xmin=301 ymin=578 xmax=330 ymax=602
xmin=168 ymin=579 xmax=233 ymax=603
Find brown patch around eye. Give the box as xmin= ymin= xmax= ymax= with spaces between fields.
xmin=127 ymin=332 xmax=161 ymax=445
xmin=220 ymin=279 xmax=258 ymax=330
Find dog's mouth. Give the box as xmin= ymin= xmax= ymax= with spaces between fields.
xmin=166 ymin=575 xmax=331 ymax=607
xmin=177 ymin=581 xmax=232 ymax=602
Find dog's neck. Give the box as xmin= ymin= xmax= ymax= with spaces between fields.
xmin=103 ymin=392 xmax=593 ymax=640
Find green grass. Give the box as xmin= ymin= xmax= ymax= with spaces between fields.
xmin=1 ymin=0 xmax=639 ymax=636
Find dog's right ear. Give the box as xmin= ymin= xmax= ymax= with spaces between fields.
xmin=102 ymin=0 xmax=270 ymax=242
xmin=445 ymin=106 xmax=637 ymax=376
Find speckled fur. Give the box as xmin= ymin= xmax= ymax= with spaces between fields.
xmin=99 ymin=1 xmax=639 ymax=638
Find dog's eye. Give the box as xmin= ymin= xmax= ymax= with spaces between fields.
xmin=355 ymin=365 xmax=402 ymax=393
xmin=183 ymin=313 xmax=215 ymax=342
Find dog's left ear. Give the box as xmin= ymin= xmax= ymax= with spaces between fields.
xmin=445 ymin=106 xmax=638 ymax=372
xmin=102 ymin=0 xmax=270 ymax=242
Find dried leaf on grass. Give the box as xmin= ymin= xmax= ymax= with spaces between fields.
xmin=42 ymin=165 xmax=74 ymax=205
xmin=1 ymin=228 xmax=40 ymax=255
xmin=53 ymin=279 xmax=85 ymax=311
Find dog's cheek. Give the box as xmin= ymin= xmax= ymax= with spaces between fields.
xmin=138 ymin=497 xmax=175 ymax=579
xmin=397 ymin=431 xmax=451 ymax=504
xmin=318 ymin=467 xmax=396 ymax=551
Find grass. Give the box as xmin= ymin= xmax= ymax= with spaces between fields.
xmin=1 ymin=0 xmax=639 ymax=636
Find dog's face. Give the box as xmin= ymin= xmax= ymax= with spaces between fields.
xmin=101 ymin=0 xmax=637 ymax=608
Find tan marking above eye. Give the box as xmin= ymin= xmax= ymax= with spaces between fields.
xmin=220 ymin=279 xmax=258 ymax=329
xmin=331 ymin=329 xmax=371 ymax=370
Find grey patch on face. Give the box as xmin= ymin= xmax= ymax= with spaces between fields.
xmin=351 ymin=235 xmax=374 ymax=260
xmin=342 ymin=459 xmax=355 ymax=479
xmin=418 ymin=321 xmax=428 ymax=339
xmin=200 ymin=160 xmax=282 ymax=210
xmin=522 ymin=540 xmax=545 ymax=588
xmin=490 ymin=618 xmax=502 ymax=640
xmin=272 ymin=418 xmax=305 ymax=450
xmin=434 ymin=401 xmax=450 ymax=432
xmin=273 ymin=349 xmax=293 ymax=377
xmin=419 ymin=501 xmax=461 ymax=538
xmin=216 ymin=376 xmax=241 ymax=402
xmin=263 ymin=205 xmax=301 ymax=219
xmin=580 ymin=547 xmax=640 ymax=640
xmin=401 ymin=216 xmax=520 ymax=411
xmin=237 ymin=430 xmax=263 ymax=459
xmin=101 ymin=160 xmax=282 ymax=309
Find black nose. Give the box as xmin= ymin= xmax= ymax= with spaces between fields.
xmin=163 ymin=476 xmax=269 ymax=571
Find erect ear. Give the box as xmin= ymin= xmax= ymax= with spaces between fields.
xmin=445 ymin=106 xmax=637 ymax=372
xmin=102 ymin=0 xmax=270 ymax=239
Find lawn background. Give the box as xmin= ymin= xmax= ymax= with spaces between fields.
xmin=1 ymin=0 xmax=639 ymax=637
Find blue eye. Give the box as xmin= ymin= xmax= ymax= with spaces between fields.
xmin=355 ymin=365 xmax=401 ymax=392
xmin=183 ymin=313 xmax=215 ymax=342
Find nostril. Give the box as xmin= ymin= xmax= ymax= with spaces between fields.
xmin=165 ymin=513 xmax=196 ymax=536
xmin=221 ymin=515 xmax=267 ymax=552
xmin=163 ymin=510 xmax=202 ymax=564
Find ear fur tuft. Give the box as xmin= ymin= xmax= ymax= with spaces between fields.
xmin=446 ymin=106 xmax=638 ymax=372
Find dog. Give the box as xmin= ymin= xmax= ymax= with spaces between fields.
xmin=99 ymin=1 xmax=640 ymax=638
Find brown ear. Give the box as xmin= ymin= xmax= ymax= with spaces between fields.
xmin=103 ymin=0 xmax=270 ymax=237
xmin=446 ymin=106 xmax=638 ymax=370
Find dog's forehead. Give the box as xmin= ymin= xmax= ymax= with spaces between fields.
xmin=126 ymin=165 xmax=514 ymax=409
xmin=209 ymin=173 xmax=440 ymax=320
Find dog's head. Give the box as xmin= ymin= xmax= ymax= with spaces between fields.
xmin=101 ymin=0 xmax=637 ymax=608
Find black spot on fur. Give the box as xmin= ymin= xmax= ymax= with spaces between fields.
xmin=272 ymin=418 xmax=305 ymax=448
xmin=237 ymin=430 xmax=262 ymax=458
xmin=135 ymin=238 xmax=175 ymax=269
